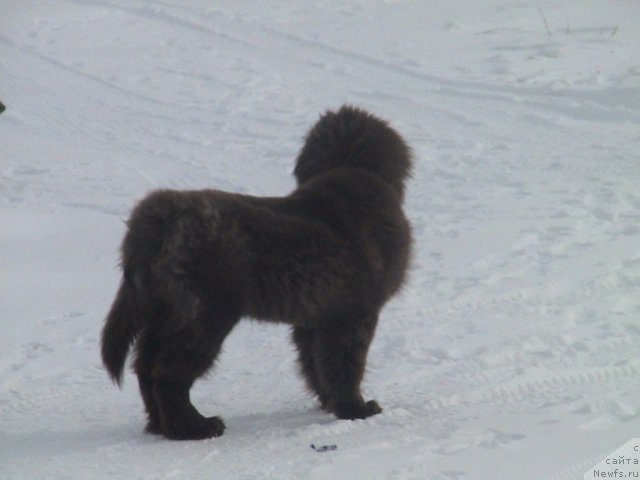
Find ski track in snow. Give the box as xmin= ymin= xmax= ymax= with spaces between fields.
xmin=1 ymin=1 xmax=639 ymax=479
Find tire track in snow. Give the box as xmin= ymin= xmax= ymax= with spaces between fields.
xmin=66 ymin=0 xmax=640 ymax=125
xmin=65 ymin=0 xmax=270 ymax=54
xmin=422 ymin=362 xmax=640 ymax=412
xmin=0 ymin=36 xmax=172 ymax=107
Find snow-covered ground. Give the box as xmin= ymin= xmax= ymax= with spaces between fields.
xmin=1 ymin=1 xmax=639 ymax=478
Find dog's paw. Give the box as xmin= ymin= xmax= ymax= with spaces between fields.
xmin=364 ymin=399 xmax=382 ymax=416
xmin=318 ymin=394 xmax=331 ymax=411
xmin=145 ymin=419 xmax=163 ymax=435
xmin=333 ymin=399 xmax=382 ymax=420
xmin=163 ymin=415 xmax=225 ymax=440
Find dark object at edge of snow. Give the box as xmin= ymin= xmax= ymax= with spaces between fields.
xmin=310 ymin=444 xmax=338 ymax=452
xmin=0 ymin=101 xmax=5 ymax=113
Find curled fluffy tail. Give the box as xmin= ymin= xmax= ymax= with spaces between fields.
xmin=101 ymin=278 xmax=139 ymax=386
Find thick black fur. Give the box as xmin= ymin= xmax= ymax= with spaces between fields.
xmin=101 ymin=105 xmax=412 ymax=440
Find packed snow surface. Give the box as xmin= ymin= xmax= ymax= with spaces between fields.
xmin=1 ymin=1 xmax=639 ymax=479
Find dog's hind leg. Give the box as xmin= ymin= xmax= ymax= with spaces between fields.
xmin=314 ymin=310 xmax=382 ymax=420
xmin=133 ymin=329 xmax=163 ymax=434
xmin=292 ymin=327 xmax=329 ymax=409
xmin=151 ymin=298 xmax=240 ymax=440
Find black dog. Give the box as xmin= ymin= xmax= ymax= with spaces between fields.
xmin=101 ymin=105 xmax=413 ymax=440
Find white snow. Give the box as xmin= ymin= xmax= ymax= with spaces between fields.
xmin=1 ymin=1 xmax=639 ymax=479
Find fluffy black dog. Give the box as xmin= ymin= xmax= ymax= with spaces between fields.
xmin=101 ymin=105 xmax=412 ymax=440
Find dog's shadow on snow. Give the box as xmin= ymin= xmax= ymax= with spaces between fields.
xmin=226 ymin=406 xmax=335 ymax=439
xmin=1 ymin=424 xmax=154 ymax=461
xmin=2 ymin=407 xmax=337 ymax=462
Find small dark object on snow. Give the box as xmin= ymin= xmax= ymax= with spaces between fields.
xmin=0 ymin=101 xmax=5 ymax=113
xmin=311 ymin=444 xmax=338 ymax=452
